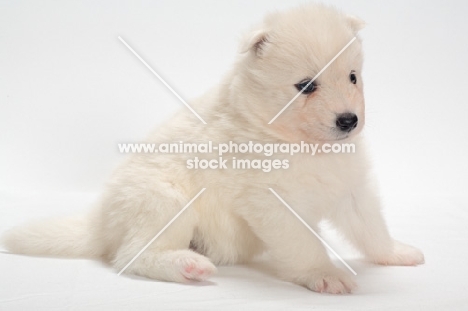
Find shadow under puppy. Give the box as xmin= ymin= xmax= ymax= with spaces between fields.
xmin=2 ymin=4 xmax=424 ymax=294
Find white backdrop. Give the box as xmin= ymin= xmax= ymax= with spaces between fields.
xmin=1 ymin=1 xmax=468 ymax=310
xmin=1 ymin=0 xmax=467 ymax=196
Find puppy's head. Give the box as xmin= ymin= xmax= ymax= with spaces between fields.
xmin=235 ymin=4 xmax=366 ymax=143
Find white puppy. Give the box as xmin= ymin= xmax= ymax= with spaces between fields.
xmin=2 ymin=4 xmax=424 ymax=294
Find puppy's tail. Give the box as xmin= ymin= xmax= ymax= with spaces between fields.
xmin=1 ymin=214 xmax=102 ymax=259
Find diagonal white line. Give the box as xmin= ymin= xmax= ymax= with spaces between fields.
xmin=268 ymin=37 xmax=357 ymax=124
xmin=117 ymin=188 xmax=206 ymax=276
xmin=118 ymin=36 xmax=207 ymax=125
xmin=268 ymin=188 xmax=357 ymax=275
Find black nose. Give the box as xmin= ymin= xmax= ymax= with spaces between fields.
xmin=336 ymin=113 xmax=358 ymax=132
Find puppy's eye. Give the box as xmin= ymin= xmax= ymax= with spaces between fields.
xmin=295 ymin=80 xmax=317 ymax=94
xmin=350 ymin=71 xmax=357 ymax=84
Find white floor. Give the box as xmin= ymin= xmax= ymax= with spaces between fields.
xmin=1 ymin=192 xmax=466 ymax=310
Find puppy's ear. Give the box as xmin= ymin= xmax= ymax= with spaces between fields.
xmin=346 ymin=15 xmax=366 ymax=33
xmin=239 ymin=29 xmax=269 ymax=56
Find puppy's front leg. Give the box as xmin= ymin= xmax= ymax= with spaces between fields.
xmin=240 ymin=198 xmax=356 ymax=294
xmin=332 ymin=187 xmax=424 ymax=266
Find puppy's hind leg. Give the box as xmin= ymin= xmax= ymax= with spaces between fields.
xmin=109 ymin=189 xmax=216 ymax=283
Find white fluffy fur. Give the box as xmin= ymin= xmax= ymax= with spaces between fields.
xmin=2 ymin=4 xmax=424 ymax=294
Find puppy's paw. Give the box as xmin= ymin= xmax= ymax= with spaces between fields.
xmin=174 ymin=252 xmax=217 ymax=282
xmin=305 ymin=267 xmax=357 ymax=294
xmin=375 ymin=240 xmax=425 ymax=266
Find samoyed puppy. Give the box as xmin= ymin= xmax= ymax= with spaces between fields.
xmin=2 ymin=4 xmax=424 ymax=294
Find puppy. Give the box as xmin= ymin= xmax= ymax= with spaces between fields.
xmin=2 ymin=4 xmax=424 ymax=294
